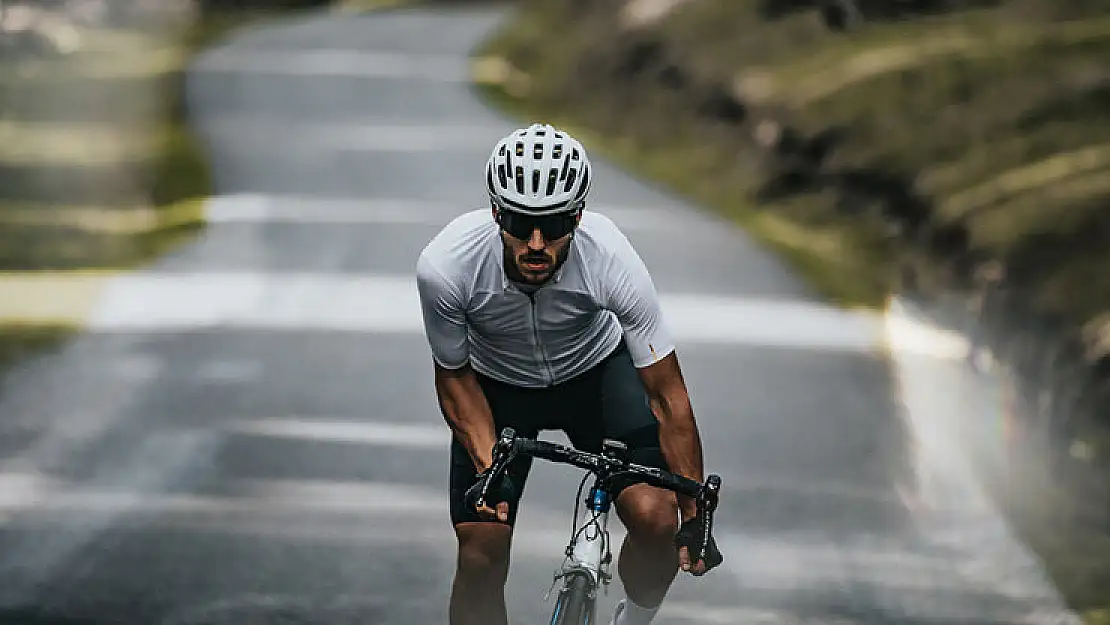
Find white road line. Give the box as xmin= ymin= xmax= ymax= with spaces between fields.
xmin=217 ymin=416 xmax=909 ymax=503
xmin=203 ymin=194 xmax=460 ymax=225
xmin=0 ymin=470 xmax=1017 ymax=584
xmin=66 ymin=271 xmax=892 ymax=353
xmin=0 ymin=472 xmax=594 ymax=557
xmin=191 ymin=48 xmax=472 ymax=81
xmin=225 ymin=418 xmax=449 ymax=449
xmin=663 ymin=293 xmax=883 ymax=352
xmin=0 ymin=429 xmax=222 ymax=605
xmin=0 ymin=474 xmax=446 ymax=517
xmin=0 ymin=468 xmax=1053 ymax=621
xmin=199 ymin=118 xmax=504 ymax=152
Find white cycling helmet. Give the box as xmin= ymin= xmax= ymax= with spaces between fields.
xmin=485 ymin=123 xmax=593 ymax=216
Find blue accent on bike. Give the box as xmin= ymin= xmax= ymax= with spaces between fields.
xmin=588 ymin=486 xmax=610 ymax=513
xmin=551 ymin=597 xmax=562 ymax=624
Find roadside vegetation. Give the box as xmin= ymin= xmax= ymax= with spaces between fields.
xmin=0 ymin=0 xmax=429 ymax=372
xmin=472 ymin=0 xmax=1110 ymax=620
xmin=0 ymin=2 xmax=215 ymax=369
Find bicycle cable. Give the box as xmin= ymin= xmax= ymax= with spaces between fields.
xmin=564 ymin=471 xmax=591 ymax=562
xmin=563 ymin=470 xmax=611 ymax=573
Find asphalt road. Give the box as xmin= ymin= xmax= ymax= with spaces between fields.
xmin=0 ymin=4 xmax=1080 ymax=625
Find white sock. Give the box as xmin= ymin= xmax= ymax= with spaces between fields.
xmin=613 ymin=597 xmax=660 ymax=625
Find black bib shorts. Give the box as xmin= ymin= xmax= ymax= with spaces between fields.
xmin=448 ymin=341 xmax=671 ymax=526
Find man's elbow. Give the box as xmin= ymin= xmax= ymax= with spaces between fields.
xmin=645 ymin=385 xmax=695 ymax=428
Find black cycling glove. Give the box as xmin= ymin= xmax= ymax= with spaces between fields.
xmin=463 ymin=467 xmax=520 ymax=515
xmin=674 ymin=515 xmax=724 ymax=572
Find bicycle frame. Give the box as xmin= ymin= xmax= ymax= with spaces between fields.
xmin=562 ymin=478 xmax=614 ymax=584
xmin=569 ymin=483 xmax=612 ymax=584
xmin=546 ymin=473 xmax=614 ymax=625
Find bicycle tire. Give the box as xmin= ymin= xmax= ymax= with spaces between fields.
xmin=550 ymin=571 xmax=596 ymax=625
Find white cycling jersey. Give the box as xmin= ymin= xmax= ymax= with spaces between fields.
xmin=415 ymin=208 xmax=675 ymax=388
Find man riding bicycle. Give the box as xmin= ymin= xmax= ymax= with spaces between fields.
xmin=415 ymin=123 xmax=723 ymax=625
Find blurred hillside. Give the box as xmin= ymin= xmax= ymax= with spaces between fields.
xmin=473 ymin=0 xmax=1110 ymax=620
xmin=0 ymin=0 xmax=208 ymax=271
xmin=0 ymin=0 xmax=418 ymax=274
xmin=0 ymin=0 xmax=436 ymax=366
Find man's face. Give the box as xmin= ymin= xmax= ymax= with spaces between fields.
xmin=494 ymin=207 xmax=581 ymax=285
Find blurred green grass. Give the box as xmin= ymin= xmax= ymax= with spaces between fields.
xmin=0 ymin=325 xmax=74 ymax=374
xmin=475 ymin=0 xmax=1110 ymax=618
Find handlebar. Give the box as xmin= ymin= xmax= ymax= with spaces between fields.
xmin=514 ymin=434 xmax=718 ymax=502
xmin=472 ymin=427 xmax=722 ymax=566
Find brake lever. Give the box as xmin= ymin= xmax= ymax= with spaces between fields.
xmin=476 ymin=427 xmax=518 ymax=509
xmin=700 ymin=474 xmax=721 ymax=514
xmin=695 ymin=474 xmax=722 ymax=565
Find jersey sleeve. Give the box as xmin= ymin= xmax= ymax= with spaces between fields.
xmin=415 ymin=253 xmax=469 ymax=369
xmin=601 ymin=230 xmax=676 ymax=368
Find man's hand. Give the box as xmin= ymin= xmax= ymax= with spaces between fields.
xmin=463 ymin=468 xmax=519 ymax=523
xmin=674 ymin=515 xmax=723 ymax=576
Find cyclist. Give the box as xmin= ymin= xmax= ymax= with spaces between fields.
xmin=415 ymin=123 xmax=723 ymax=625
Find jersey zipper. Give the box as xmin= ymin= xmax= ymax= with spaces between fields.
xmin=526 ymin=291 xmax=555 ymax=387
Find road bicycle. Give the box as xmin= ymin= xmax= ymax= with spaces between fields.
xmin=469 ymin=427 xmax=723 ymax=625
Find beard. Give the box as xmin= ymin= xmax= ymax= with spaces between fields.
xmin=504 ymin=237 xmax=572 ymax=285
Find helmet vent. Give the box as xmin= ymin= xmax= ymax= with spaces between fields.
xmin=546 ymin=168 xmax=558 ymax=195
xmin=532 ymin=169 xmax=541 ymax=195
xmin=515 ymin=166 xmax=525 ymax=194
xmin=498 ymin=164 xmax=508 ymax=189
xmin=564 ymin=169 xmax=578 ymax=192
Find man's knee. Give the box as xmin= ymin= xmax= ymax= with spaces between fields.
xmin=455 ymin=522 xmax=513 ymax=585
xmin=617 ymin=484 xmax=680 ymax=544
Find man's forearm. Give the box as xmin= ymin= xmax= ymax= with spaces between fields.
xmin=650 ymin=392 xmax=705 ymax=520
xmin=435 ymin=367 xmax=498 ymax=472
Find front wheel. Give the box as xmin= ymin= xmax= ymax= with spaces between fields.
xmin=550 ymin=570 xmax=596 ymax=625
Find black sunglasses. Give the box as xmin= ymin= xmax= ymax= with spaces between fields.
xmin=497 ymin=208 xmax=580 ymax=241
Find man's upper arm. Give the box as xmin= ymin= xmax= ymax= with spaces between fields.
xmin=603 ymin=232 xmax=676 ymax=369
xmin=415 ymin=253 xmax=469 ymax=370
